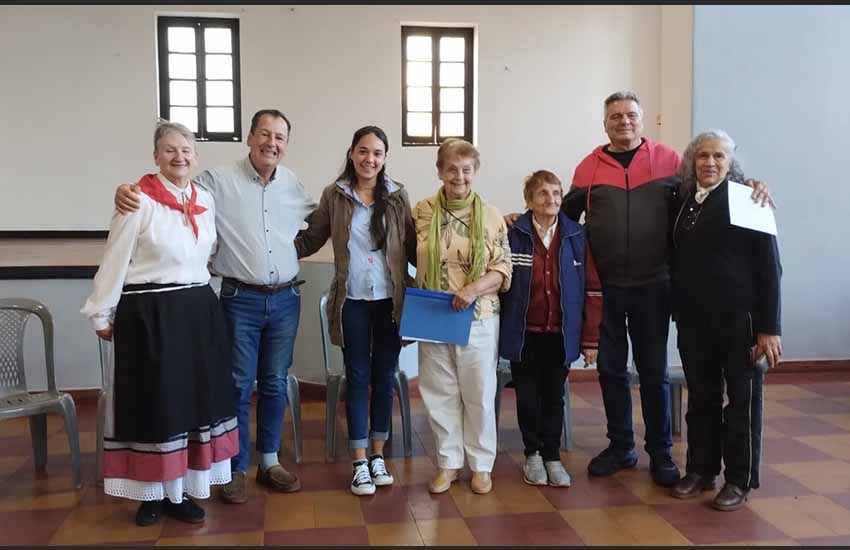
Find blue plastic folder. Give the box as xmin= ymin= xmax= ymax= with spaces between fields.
xmin=399 ymin=288 xmax=474 ymax=346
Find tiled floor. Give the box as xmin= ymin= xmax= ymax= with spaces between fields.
xmin=2 ymin=372 xmax=850 ymax=546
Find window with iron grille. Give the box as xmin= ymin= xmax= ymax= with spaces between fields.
xmin=157 ymin=16 xmax=242 ymax=142
xmin=401 ymin=26 xmax=474 ymax=146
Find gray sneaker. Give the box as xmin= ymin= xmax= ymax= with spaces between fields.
xmin=523 ymin=452 xmax=548 ymax=485
xmin=544 ymin=460 xmax=572 ymax=487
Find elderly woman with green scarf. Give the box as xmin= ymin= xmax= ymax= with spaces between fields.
xmin=414 ymin=138 xmax=513 ymax=496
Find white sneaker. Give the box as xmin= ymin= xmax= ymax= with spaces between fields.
xmin=523 ymin=452 xmax=548 ymax=485
xmin=350 ymin=461 xmax=376 ymax=496
xmin=544 ymin=459 xmax=572 ymax=487
xmin=369 ymin=455 xmax=394 ymax=486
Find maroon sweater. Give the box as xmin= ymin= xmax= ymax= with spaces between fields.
xmin=526 ymin=228 xmax=562 ymax=333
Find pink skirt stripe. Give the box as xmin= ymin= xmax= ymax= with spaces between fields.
xmin=104 ymin=427 xmax=239 ymax=482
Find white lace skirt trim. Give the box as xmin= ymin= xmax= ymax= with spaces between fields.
xmin=104 ymin=458 xmax=232 ymax=502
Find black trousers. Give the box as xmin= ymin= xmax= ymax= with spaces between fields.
xmin=677 ymin=310 xmax=763 ymax=489
xmin=510 ymin=331 xmax=568 ymax=461
xmin=597 ymin=281 xmax=673 ymax=456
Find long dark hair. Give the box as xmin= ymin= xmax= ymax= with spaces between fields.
xmin=338 ymin=126 xmax=390 ymax=251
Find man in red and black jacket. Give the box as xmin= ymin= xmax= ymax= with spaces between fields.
xmin=562 ymin=91 xmax=683 ymax=487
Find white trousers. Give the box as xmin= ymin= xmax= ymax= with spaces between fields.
xmin=418 ymin=316 xmax=499 ymax=472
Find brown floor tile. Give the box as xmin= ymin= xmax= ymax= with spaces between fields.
xmin=772 ymin=460 xmax=850 ymax=493
xmin=781 ymin=398 xmax=850 ymax=416
xmin=568 ymin=406 xmax=608 ymax=426
xmin=764 ymin=416 xmax=847 ymax=437
xmin=384 ymin=456 xmax=438 ymax=487
xmin=264 ymin=525 xmax=369 ymax=546
xmin=827 ymin=492 xmax=850 ymax=511
xmin=366 ymin=521 xmax=424 ymax=546
xmin=751 ymin=465 xmax=816 ymax=499
xmin=160 ymin=493 xmax=266 ymax=537
xmin=49 ymin=501 xmax=163 ymax=545
xmin=405 ymin=483 xmax=462 ymax=521
xmin=264 ymin=491 xmax=316 ymax=532
xmin=156 ymin=530 xmax=264 ymax=546
xmin=359 ymin=484 xmax=415 ymax=524
xmin=563 ymin=504 xmax=690 ymax=546
xmin=541 ymin=472 xmax=644 ymax=509
xmin=796 ymin=434 xmax=850 ymax=461
xmin=492 ymin=477 xmax=555 ymax=513
xmin=293 ymin=461 xmax=356 ymax=491
xmin=312 ymin=489 xmax=365 ymax=528
xmin=449 ymin=482 xmax=512 ymax=517
xmin=764 ymin=384 xmax=824 ymax=401
xmin=761 ymin=436 xmax=833 ymax=464
xmin=653 ymin=501 xmax=787 ymax=544
xmin=748 ymin=495 xmax=850 ymax=538
xmin=414 ymin=517 xmax=477 ymax=546
xmin=797 ymin=534 xmax=850 ymax=546
xmin=818 ymin=413 xmax=850 ymax=432
xmin=465 ymin=511 xmax=573 ymax=546
xmin=0 ymin=507 xmax=74 ymax=545
xmin=796 ymin=382 xmax=850 ymax=399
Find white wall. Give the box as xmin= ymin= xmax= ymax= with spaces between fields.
xmin=693 ymin=6 xmax=850 ymax=360
xmin=0 ymin=4 xmax=672 ymax=230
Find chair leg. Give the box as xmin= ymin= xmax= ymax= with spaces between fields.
xmin=395 ymin=371 xmax=413 ymax=458
xmin=562 ymin=377 xmax=574 ymax=451
xmin=325 ymin=377 xmax=344 ymax=463
xmin=95 ymin=390 xmax=106 ymax=485
xmin=29 ymin=414 xmax=48 ymax=472
xmin=287 ymin=375 xmax=303 ymax=464
xmin=58 ymin=395 xmax=83 ymax=489
xmin=671 ymin=383 xmax=683 ymax=436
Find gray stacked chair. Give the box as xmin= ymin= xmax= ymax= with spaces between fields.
xmin=627 ymin=360 xmax=685 ymax=436
xmin=494 ymin=358 xmax=574 ymax=451
xmin=0 ymin=298 xmax=82 ymax=489
xmin=319 ymin=292 xmax=412 ymax=462
xmin=96 ymin=336 xmax=303 ymax=485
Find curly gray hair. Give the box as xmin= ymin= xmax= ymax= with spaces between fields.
xmin=153 ymin=119 xmax=196 ymax=153
xmin=679 ymin=129 xmax=745 ymax=191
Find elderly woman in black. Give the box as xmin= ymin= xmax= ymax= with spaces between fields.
xmin=670 ymin=130 xmax=782 ymax=511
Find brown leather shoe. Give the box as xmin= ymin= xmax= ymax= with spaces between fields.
xmin=671 ymin=473 xmax=716 ymax=499
xmin=221 ymin=470 xmax=248 ymax=504
xmin=256 ymin=464 xmax=302 ymax=493
xmin=712 ymin=482 xmax=750 ymax=511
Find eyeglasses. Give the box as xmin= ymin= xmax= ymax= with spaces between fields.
xmin=681 ymin=201 xmax=703 ymax=231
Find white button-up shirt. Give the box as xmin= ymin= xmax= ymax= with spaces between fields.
xmin=197 ymin=157 xmax=317 ymax=286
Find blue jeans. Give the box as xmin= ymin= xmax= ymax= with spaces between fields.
xmin=597 ymin=281 xmax=672 ymax=456
xmin=341 ymin=298 xmax=401 ymax=450
xmin=219 ymin=279 xmax=301 ymax=471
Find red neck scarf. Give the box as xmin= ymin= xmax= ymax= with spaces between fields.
xmin=137 ymin=173 xmax=208 ymax=239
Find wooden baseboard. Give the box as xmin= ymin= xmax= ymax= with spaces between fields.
xmin=65 ymin=359 xmax=850 ymax=404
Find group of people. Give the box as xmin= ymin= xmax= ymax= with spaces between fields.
xmin=81 ymin=90 xmax=782 ymax=527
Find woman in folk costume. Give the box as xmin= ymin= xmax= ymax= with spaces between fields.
xmin=82 ymin=121 xmax=237 ymax=527
xmin=413 ymin=138 xmax=512 ymax=495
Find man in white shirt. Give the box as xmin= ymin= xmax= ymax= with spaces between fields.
xmin=116 ymin=110 xmax=317 ymax=504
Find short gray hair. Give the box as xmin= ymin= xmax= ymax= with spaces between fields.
xmin=153 ymin=120 xmax=196 ymax=153
xmin=603 ymin=90 xmax=642 ymax=117
xmin=679 ymin=129 xmax=745 ymax=190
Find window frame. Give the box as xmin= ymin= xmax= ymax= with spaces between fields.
xmin=401 ymin=25 xmax=474 ymax=147
xmin=157 ymin=16 xmax=242 ymax=142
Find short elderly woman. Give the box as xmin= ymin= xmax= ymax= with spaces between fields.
xmin=669 ymin=130 xmax=782 ymax=511
xmin=414 ymin=138 xmax=512 ymax=495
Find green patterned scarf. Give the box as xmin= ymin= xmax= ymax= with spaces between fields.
xmin=425 ymin=187 xmax=485 ymax=290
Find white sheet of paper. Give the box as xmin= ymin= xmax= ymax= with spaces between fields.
xmin=727 ymin=180 xmax=777 ymax=235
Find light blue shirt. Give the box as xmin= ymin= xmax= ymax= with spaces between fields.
xmin=338 ymin=178 xmax=396 ymax=301
xmin=196 ymin=157 xmax=317 ymax=286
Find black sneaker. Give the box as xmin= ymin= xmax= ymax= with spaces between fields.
xmin=135 ymin=500 xmax=163 ymax=527
xmin=350 ymin=460 xmax=376 ymax=496
xmin=650 ymin=454 xmax=681 ymax=487
xmin=163 ymin=497 xmax=206 ymax=524
xmin=587 ymin=447 xmax=638 ymax=476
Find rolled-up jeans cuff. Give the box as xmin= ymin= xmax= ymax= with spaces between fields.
xmin=370 ymin=430 xmax=390 ymax=441
xmin=349 ymin=437 xmax=369 ymax=450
